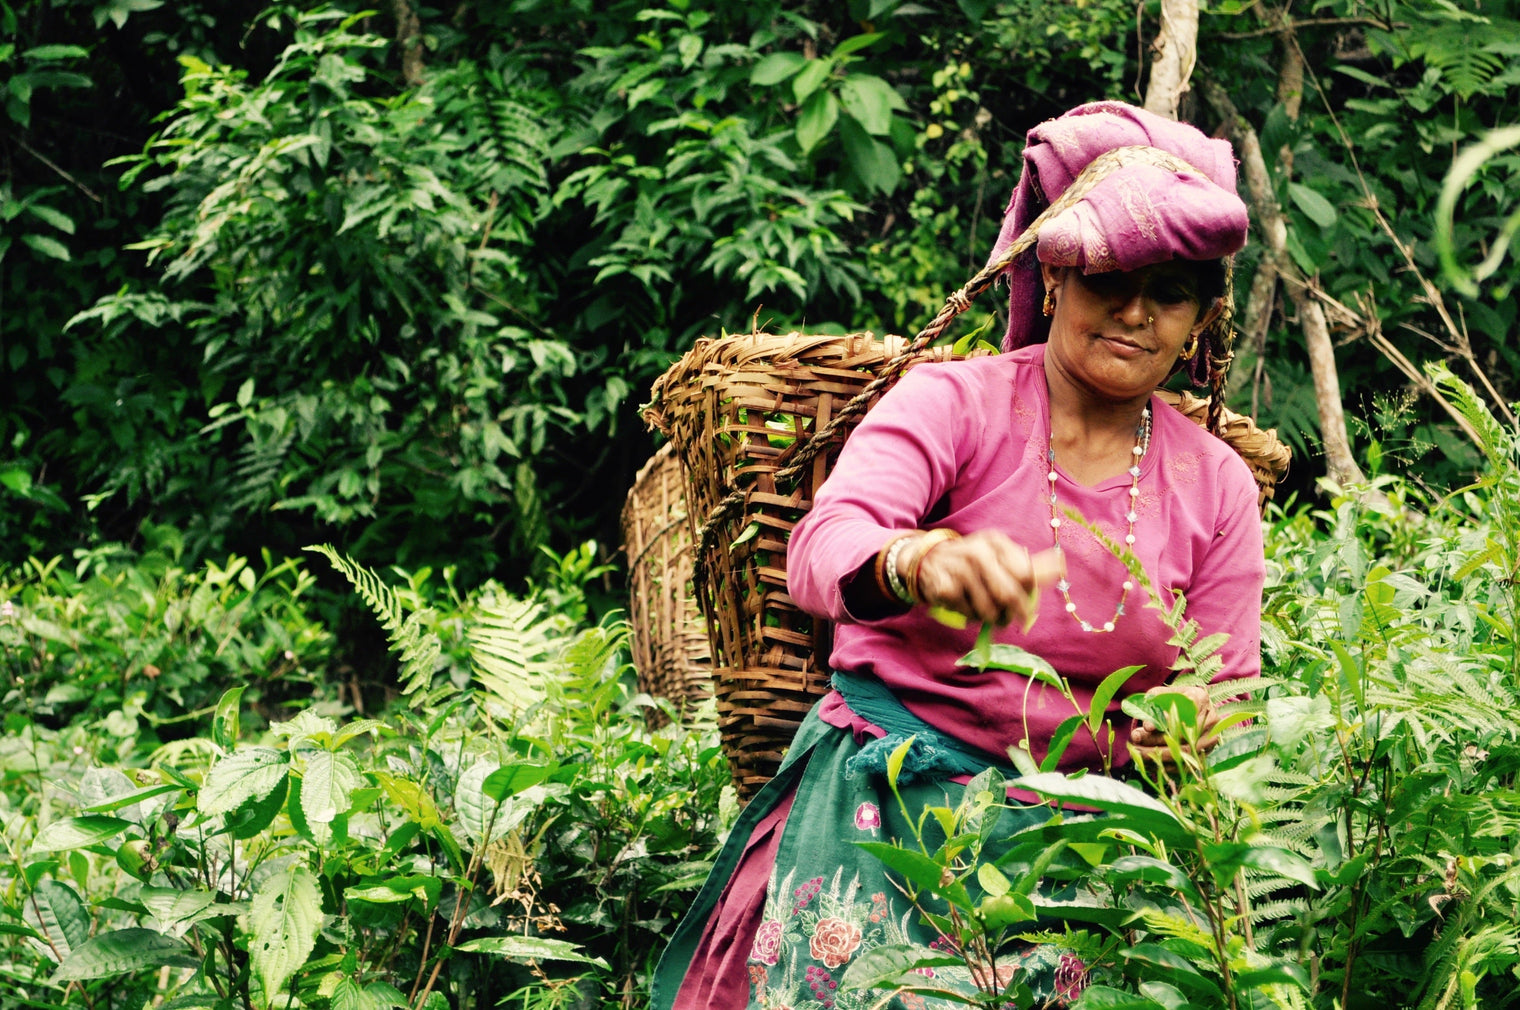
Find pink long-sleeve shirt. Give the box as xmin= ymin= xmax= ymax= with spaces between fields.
xmin=786 ymin=344 xmax=1264 ymax=773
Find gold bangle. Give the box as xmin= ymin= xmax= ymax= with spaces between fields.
xmin=903 ymin=528 xmax=961 ymax=603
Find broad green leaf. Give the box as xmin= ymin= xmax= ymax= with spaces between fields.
xmin=854 ymin=841 xmax=972 ymax=909
xmin=1231 ymin=844 xmax=1320 ymax=890
xmin=200 ymin=747 xmax=288 ymax=816
xmin=1137 ymin=981 xmax=1190 ymax=1009
xmin=976 ymin=861 xmax=1012 ymax=897
xmin=32 ymin=816 xmax=133 ymax=851
xmin=796 ymin=91 xmax=839 ymax=154
xmin=838 ymin=942 xmax=962 ymax=991
xmin=300 ymin=749 xmax=363 ymax=825
xmin=1122 ymin=943 xmax=1219 ymax=995
xmin=1123 ymin=691 xmax=1197 ymax=729
xmin=886 ymin=736 xmax=914 ymax=789
xmin=212 ymin=687 xmax=244 ymax=750
xmin=83 ymin=782 xmax=182 ymax=813
xmin=345 ymin=875 xmax=442 ymax=908
xmin=837 ymin=74 xmax=899 ymax=135
xmin=229 ymin=773 xmax=289 ymax=841
xmin=25 ymin=203 xmax=74 ymax=233
xmin=1008 ymin=773 xmax=1180 ymax=833
xmin=52 ymin=928 xmax=198 ymax=982
xmin=271 ymin=709 xmax=337 ymax=746
xmin=977 ymin=890 xmax=1034 ymax=929
xmin=0 ymin=467 xmax=31 ymax=494
xmin=1288 ymin=182 xmax=1338 ymax=228
xmin=833 ymin=32 xmax=887 ymax=57
xmin=24 ymin=880 xmax=90 ymax=962
xmin=957 ymin=641 xmax=1060 ymax=686
xmin=22 ymin=45 xmax=90 ymax=61
xmin=1040 ymin=714 xmax=1084 ymax=773
xmin=1106 ymin=856 xmax=1201 ymax=902
xmin=139 ymin=888 xmax=240 ymax=938
xmin=481 ymin=762 xmax=556 ymax=801
xmin=21 ymin=233 xmax=70 ymax=261
xmin=455 ymin=760 xmax=505 ymax=846
xmin=1088 ymin=665 xmax=1144 ymax=735
xmin=1067 ymin=985 xmax=1168 ymax=1009
xmin=373 ymin=771 xmax=441 ymax=830
xmin=331 ymin=978 xmax=370 ymax=1010
xmin=750 ymin=52 xmax=806 ymax=86
xmin=792 ymin=58 xmax=832 ymax=103
xmin=333 ymin=719 xmax=389 ymax=748
xmin=247 ymin=864 xmax=321 ymax=998
xmin=1031 ymin=893 xmax=1133 ymax=927
xmin=1233 ymin=962 xmax=1311 ymax=992
xmin=456 ymin=935 xmax=608 ymax=968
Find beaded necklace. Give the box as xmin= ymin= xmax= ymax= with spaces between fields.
xmin=1046 ymin=406 xmax=1151 ymax=633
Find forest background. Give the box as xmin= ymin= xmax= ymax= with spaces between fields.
xmin=6 ymin=1 xmax=1520 ymax=1009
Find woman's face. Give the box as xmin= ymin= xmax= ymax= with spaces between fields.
xmin=1040 ymin=261 xmax=1221 ymax=404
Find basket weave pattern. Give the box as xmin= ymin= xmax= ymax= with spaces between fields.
xmin=621 ymin=443 xmax=712 ymax=717
xmin=644 ymin=332 xmax=975 ymax=795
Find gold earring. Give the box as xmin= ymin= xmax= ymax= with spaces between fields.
xmin=1179 ymin=333 xmax=1199 ymax=362
xmin=1042 ymin=290 xmax=1055 ymax=317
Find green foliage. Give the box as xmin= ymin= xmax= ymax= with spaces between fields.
xmin=1202 ymin=0 xmax=1520 ymax=485
xmin=853 ymin=369 xmax=1520 ymax=1008
xmin=0 ymin=527 xmax=329 ymax=756
xmin=64 ymin=9 xmax=575 ymax=573
xmin=0 ymin=541 xmax=730 ymax=1010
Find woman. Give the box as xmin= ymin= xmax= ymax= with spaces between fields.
xmin=652 ymin=101 xmax=1264 ymax=1009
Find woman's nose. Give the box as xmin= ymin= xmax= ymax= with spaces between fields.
xmin=1113 ymin=291 xmax=1150 ymax=327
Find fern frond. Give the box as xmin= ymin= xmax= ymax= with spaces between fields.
xmin=467 ymin=594 xmax=560 ymax=715
xmin=1415 ymin=923 xmax=1470 ymax=1010
xmin=1428 ymin=361 xmax=1509 ymax=472
xmin=1133 ymin=909 xmax=1214 ymax=950
xmin=1249 ymin=897 xmax=1310 ymax=925
xmin=307 ymin=544 xmax=441 ymax=695
xmin=227 ymin=428 xmax=294 ymax=513
xmin=1454 ymin=538 xmax=1506 ymax=583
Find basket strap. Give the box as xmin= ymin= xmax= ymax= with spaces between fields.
xmin=692 ymin=147 xmax=1200 ymax=563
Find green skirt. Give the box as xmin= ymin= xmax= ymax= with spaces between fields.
xmin=652 ymin=706 xmax=1091 ymax=1009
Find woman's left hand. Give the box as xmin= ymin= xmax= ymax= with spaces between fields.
xmin=1129 ymin=683 xmax=1219 ymax=763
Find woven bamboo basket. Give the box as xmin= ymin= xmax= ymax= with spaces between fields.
xmin=621 ymin=443 xmax=712 ymax=717
xmin=643 ymin=330 xmax=1290 ymax=798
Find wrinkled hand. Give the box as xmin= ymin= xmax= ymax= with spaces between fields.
xmin=1129 ymin=684 xmax=1219 ymax=765
xmin=908 ymin=530 xmax=1064 ymax=630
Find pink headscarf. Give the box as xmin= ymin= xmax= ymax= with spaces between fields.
xmin=987 ymin=101 xmax=1249 ymax=364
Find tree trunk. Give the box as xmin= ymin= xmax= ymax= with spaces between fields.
xmin=1202 ymin=81 xmax=1367 ymax=486
xmin=1144 ymin=0 xmax=1200 ymax=120
xmin=392 ymin=0 xmax=425 ymax=87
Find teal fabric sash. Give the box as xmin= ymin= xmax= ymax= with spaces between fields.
xmin=830 ymin=669 xmax=1018 ymax=783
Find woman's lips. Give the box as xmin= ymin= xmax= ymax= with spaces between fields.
xmin=1097 ymin=334 xmax=1150 ymax=356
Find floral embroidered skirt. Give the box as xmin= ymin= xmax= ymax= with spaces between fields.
xmin=651 ymin=705 xmax=1090 ymax=1009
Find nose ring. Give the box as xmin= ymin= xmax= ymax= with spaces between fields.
xmin=1146 ymin=315 xmax=1155 ymax=327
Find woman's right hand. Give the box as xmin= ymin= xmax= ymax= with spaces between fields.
xmin=906 ymin=531 xmax=1064 ymax=630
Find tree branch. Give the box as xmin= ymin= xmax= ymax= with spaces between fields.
xmin=1144 ymin=0 xmax=1200 ymax=120
xmin=392 ymin=0 xmax=425 ymax=87
xmin=1218 ymin=16 xmax=1395 ymax=40
xmin=1202 ymin=79 xmax=1368 ymax=485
